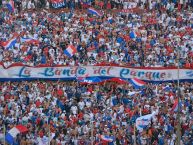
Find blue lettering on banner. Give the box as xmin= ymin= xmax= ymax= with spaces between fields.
xmin=44 ymin=68 xmax=54 ymax=76
xmin=78 ymin=67 xmax=86 ymax=75
xmin=18 ymin=67 xmax=31 ymax=77
xmin=120 ymin=68 xmax=167 ymax=80
xmin=120 ymin=68 xmax=130 ymax=78
xmin=1 ymin=66 xmax=192 ymax=81
xmin=62 ymin=69 xmax=70 ymax=76
xmin=39 ymin=67 xmax=86 ymax=77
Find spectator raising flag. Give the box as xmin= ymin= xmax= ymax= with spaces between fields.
xmin=63 ymin=45 xmax=77 ymax=57
xmin=87 ymin=7 xmax=103 ymax=17
xmin=6 ymin=0 xmax=14 ymax=12
xmin=0 ymin=37 xmax=17 ymax=49
xmin=129 ymin=78 xmax=146 ymax=89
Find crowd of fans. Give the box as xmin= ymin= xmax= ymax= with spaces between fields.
xmin=0 ymin=0 xmax=192 ymax=145
xmin=0 ymin=80 xmax=192 ymax=144
xmin=0 ymin=0 xmax=192 ymax=68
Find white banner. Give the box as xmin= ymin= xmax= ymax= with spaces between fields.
xmin=0 ymin=65 xmax=192 ymax=81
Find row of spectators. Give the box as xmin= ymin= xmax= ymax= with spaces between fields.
xmin=0 ymin=80 xmax=192 ymax=144
xmin=0 ymin=0 xmax=192 ymax=68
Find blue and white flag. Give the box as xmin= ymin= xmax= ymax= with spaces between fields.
xmin=136 ymin=113 xmax=155 ymax=131
xmin=6 ymin=0 xmax=15 ymax=12
xmin=87 ymin=8 xmax=103 ymax=17
xmin=77 ymin=77 xmax=102 ymax=84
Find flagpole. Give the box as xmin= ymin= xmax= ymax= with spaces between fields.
xmin=47 ymin=118 xmax=50 ymax=145
xmin=4 ymin=124 xmax=6 ymax=145
xmin=91 ymin=120 xmax=94 ymax=145
xmin=176 ymin=45 xmax=181 ymax=145
xmin=134 ymin=123 xmax=136 ymax=145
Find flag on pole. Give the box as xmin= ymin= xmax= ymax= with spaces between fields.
xmin=37 ymin=133 xmax=55 ymax=145
xmin=1 ymin=37 xmax=17 ymax=49
xmin=77 ymin=76 xmax=102 ymax=84
xmin=64 ymin=45 xmax=77 ymax=57
xmin=136 ymin=113 xmax=155 ymax=131
xmin=99 ymin=135 xmax=114 ymax=142
xmin=129 ymin=78 xmax=146 ymax=89
xmin=87 ymin=8 xmax=103 ymax=17
xmin=171 ymin=99 xmax=181 ymax=112
xmin=6 ymin=0 xmax=15 ymax=12
xmin=5 ymin=125 xmax=28 ymax=144
xmin=20 ymin=37 xmax=40 ymax=44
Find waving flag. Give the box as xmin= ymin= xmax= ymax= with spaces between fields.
xmin=129 ymin=78 xmax=146 ymax=89
xmin=21 ymin=37 xmax=40 ymax=44
xmin=87 ymin=8 xmax=103 ymax=17
xmin=5 ymin=125 xmax=28 ymax=144
xmin=80 ymin=0 xmax=91 ymax=5
xmin=100 ymin=135 xmax=114 ymax=142
xmin=129 ymin=31 xmax=137 ymax=39
xmin=6 ymin=0 xmax=15 ymax=12
xmin=136 ymin=113 xmax=155 ymax=131
xmin=64 ymin=45 xmax=77 ymax=57
xmin=107 ymin=78 xmax=128 ymax=84
xmin=172 ymin=99 xmax=181 ymax=112
xmin=78 ymin=77 xmax=102 ymax=84
xmin=50 ymin=0 xmax=66 ymax=8
xmin=37 ymin=133 xmax=55 ymax=145
xmin=1 ymin=38 xmax=17 ymax=49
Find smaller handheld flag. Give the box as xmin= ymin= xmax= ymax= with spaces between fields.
xmin=5 ymin=125 xmax=28 ymax=144
xmin=21 ymin=37 xmax=40 ymax=44
xmin=171 ymin=99 xmax=181 ymax=112
xmin=129 ymin=31 xmax=137 ymax=39
xmin=100 ymin=135 xmax=114 ymax=142
xmin=6 ymin=0 xmax=15 ymax=12
xmin=129 ymin=78 xmax=146 ymax=89
xmin=77 ymin=77 xmax=102 ymax=84
xmin=87 ymin=8 xmax=103 ymax=17
xmin=1 ymin=38 xmax=17 ymax=49
xmin=64 ymin=45 xmax=77 ymax=57
xmin=136 ymin=113 xmax=155 ymax=131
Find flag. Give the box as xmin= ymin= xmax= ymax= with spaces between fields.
xmin=80 ymin=0 xmax=91 ymax=5
xmin=5 ymin=125 xmax=28 ymax=144
xmin=50 ymin=0 xmax=66 ymax=9
xmin=21 ymin=37 xmax=40 ymax=44
xmin=37 ymin=133 xmax=55 ymax=145
xmin=129 ymin=31 xmax=137 ymax=39
xmin=87 ymin=8 xmax=103 ymax=17
xmin=6 ymin=0 xmax=15 ymax=12
xmin=108 ymin=17 xmax=114 ymax=24
xmin=106 ymin=78 xmax=128 ymax=84
xmin=129 ymin=78 xmax=146 ymax=89
xmin=64 ymin=45 xmax=77 ymax=57
xmin=1 ymin=37 xmax=17 ymax=49
xmin=171 ymin=99 xmax=181 ymax=112
xmin=136 ymin=113 xmax=154 ymax=131
xmin=100 ymin=135 xmax=114 ymax=142
xmin=78 ymin=77 xmax=102 ymax=84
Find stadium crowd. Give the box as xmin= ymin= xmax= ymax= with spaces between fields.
xmin=0 ymin=0 xmax=193 ymax=68
xmin=0 ymin=0 xmax=192 ymax=145
xmin=0 ymin=80 xmax=192 ymax=144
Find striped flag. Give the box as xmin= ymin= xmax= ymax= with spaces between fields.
xmin=171 ymin=99 xmax=181 ymax=112
xmin=1 ymin=37 xmax=17 ymax=49
xmin=5 ymin=125 xmax=28 ymax=144
xmin=6 ymin=0 xmax=15 ymax=12
xmin=87 ymin=8 xmax=103 ymax=17
xmin=64 ymin=45 xmax=77 ymax=57
xmin=129 ymin=78 xmax=146 ymax=89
